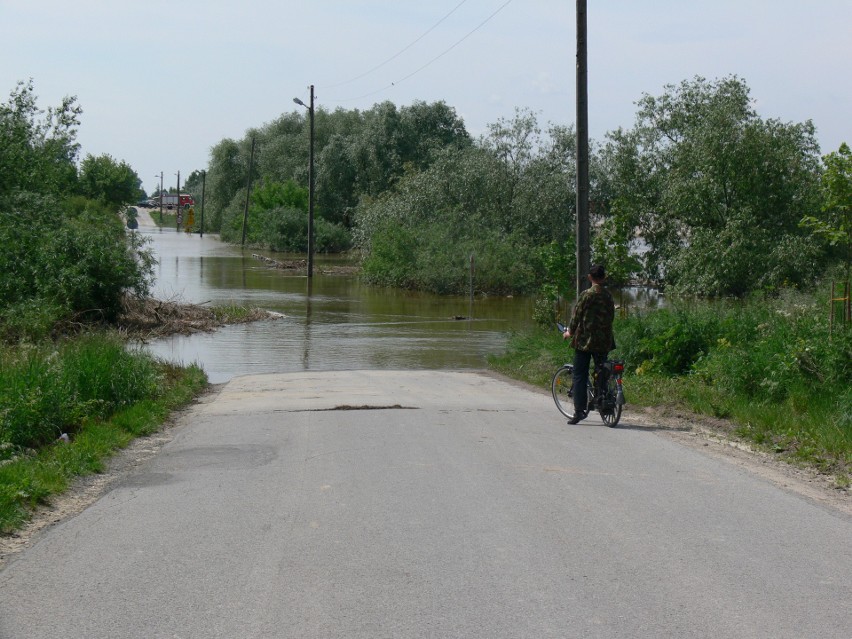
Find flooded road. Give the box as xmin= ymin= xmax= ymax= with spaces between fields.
xmin=136 ymin=213 xmax=534 ymax=382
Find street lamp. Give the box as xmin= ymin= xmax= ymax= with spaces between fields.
xmin=293 ymin=84 xmax=315 ymax=279
xmin=155 ymin=171 xmax=163 ymax=223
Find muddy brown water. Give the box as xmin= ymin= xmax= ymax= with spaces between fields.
xmin=136 ymin=221 xmax=536 ymax=382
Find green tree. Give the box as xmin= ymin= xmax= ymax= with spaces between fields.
xmin=182 ymin=169 xmax=205 ymax=202
xmin=317 ymin=133 xmax=358 ymax=226
xmin=355 ymin=111 xmax=579 ymax=295
xmin=202 ymin=100 xmax=471 ymax=241
xmin=0 ymin=82 xmax=153 ymax=340
xmin=602 ymin=75 xmax=823 ymax=295
xmin=801 ymin=142 xmax=852 ymax=278
xmin=205 ymin=137 xmax=250 ymax=231
xmin=0 ymin=80 xmax=81 ymax=201
xmin=78 ymin=153 xmax=142 ymax=208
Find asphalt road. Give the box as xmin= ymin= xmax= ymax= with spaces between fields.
xmin=1 ymin=371 xmax=849 ymax=638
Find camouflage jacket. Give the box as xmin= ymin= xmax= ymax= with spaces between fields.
xmin=568 ymin=283 xmax=615 ymax=353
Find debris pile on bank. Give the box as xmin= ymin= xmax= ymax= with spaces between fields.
xmin=252 ymin=254 xmax=360 ymax=275
xmin=118 ymin=296 xmax=276 ymax=339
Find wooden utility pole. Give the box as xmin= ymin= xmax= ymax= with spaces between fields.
xmin=200 ymin=170 xmax=206 ymax=238
xmin=575 ymin=0 xmax=591 ymax=297
xmin=307 ymin=84 xmax=315 ymax=279
xmin=241 ymin=137 xmax=256 ymax=246
xmin=176 ymin=170 xmax=181 ymax=229
xmin=158 ymin=171 xmax=164 ymax=223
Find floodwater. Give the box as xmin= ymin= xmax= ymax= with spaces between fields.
xmin=137 ymin=219 xmax=535 ymax=382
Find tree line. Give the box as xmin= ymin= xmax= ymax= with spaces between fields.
xmin=0 ymin=80 xmax=151 ymax=341
xmin=190 ymin=75 xmax=849 ymax=300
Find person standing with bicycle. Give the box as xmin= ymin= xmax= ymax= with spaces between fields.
xmin=562 ymin=264 xmax=616 ymax=424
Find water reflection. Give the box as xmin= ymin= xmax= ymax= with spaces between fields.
xmin=139 ymin=221 xmax=532 ymax=382
xmin=138 ymin=217 xmax=664 ymax=382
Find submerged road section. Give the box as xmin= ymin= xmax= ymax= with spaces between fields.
xmin=1 ymin=371 xmax=850 ymax=638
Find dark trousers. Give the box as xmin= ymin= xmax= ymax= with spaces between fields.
xmin=572 ymin=350 xmax=607 ymax=415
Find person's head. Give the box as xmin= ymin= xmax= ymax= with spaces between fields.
xmin=588 ymin=264 xmax=606 ymax=283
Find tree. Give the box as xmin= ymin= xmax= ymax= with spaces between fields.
xmin=801 ymin=142 xmax=852 ymax=278
xmin=317 ymin=134 xmax=358 ymax=226
xmin=354 ymin=113 xmax=579 ymax=296
xmin=183 ymin=169 xmax=205 ymax=201
xmin=78 ymin=154 xmax=142 ymax=208
xmin=0 ymin=80 xmax=81 ymax=201
xmin=201 ymin=100 xmax=472 ymax=238
xmin=205 ymin=138 xmax=249 ymax=231
xmin=602 ymin=76 xmax=824 ymax=295
xmin=396 ymin=100 xmax=470 ymax=170
xmin=0 ymin=82 xmax=153 ymax=340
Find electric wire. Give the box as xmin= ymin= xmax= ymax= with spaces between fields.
xmin=321 ymin=0 xmax=470 ymax=90
xmin=327 ymin=0 xmax=513 ymax=104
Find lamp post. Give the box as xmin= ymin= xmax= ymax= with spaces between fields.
xmin=155 ymin=172 xmax=164 ymax=223
xmin=293 ymin=85 xmax=315 ymax=279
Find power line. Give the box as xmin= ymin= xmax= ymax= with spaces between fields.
xmin=321 ymin=0 xmax=470 ymax=90
xmin=328 ymin=0 xmax=513 ymax=104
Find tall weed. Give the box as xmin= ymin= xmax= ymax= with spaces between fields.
xmin=0 ymin=335 xmax=160 ymax=450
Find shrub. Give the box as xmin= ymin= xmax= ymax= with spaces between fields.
xmin=0 ymin=196 xmax=154 ymax=340
xmin=616 ymin=306 xmax=722 ymax=375
xmin=362 ymin=218 xmax=539 ymax=295
xmin=0 ymin=335 xmax=161 ymax=450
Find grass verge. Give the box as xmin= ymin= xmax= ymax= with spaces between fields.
xmin=0 ymin=341 xmax=207 ymax=534
xmin=490 ymin=294 xmax=852 ymax=489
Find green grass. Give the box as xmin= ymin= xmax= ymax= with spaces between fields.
xmin=0 ymin=336 xmax=207 ymax=533
xmin=210 ymin=304 xmax=270 ymax=324
xmin=490 ymin=289 xmax=852 ymax=485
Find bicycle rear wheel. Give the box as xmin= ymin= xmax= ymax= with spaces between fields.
xmin=551 ymin=365 xmax=574 ymax=418
xmin=599 ymin=377 xmax=622 ymax=427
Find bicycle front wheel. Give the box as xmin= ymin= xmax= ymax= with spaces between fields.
xmin=551 ymin=365 xmax=574 ymax=418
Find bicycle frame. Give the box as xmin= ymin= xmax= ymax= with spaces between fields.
xmin=553 ymin=323 xmax=625 ymax=427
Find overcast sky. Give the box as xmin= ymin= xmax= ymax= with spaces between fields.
xmin=2 ymin=0 xmax=850 ymax=194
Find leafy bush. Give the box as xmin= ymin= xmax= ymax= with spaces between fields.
xmin=361 ymin=218 xmax=537 ymax=295
xmin=267 ymin=207 xmax=351 ymax=253
xmin=0 ymin=196 xmax=154 ymax=338
xmin=616 ymin=305 xmax=722 ymax=375
xmin=667 ymin=217 xmax=825 ymax=296
xmin=0 ymin=82 xmax=153 ymax=341
xmin=532 ymin=241 xmax=576 ymax=329
xmin=690 ymin=290 xmax=852 ymax=404
xmin=218 ymin=188 xmax=351 ymax=253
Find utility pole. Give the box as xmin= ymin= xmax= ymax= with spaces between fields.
xmin=176 ymin=170 xmax=181 ymax=229
xmin=293 ymin=85 xmax=315 ymax=279
xmin=158 ymin=171 xmax=164 ymax=223
xmin=575 ymin=0 xmax=591 ymax=297
xmin=307 ymin=84 xmax=315 ymax=279
xmin=241 ymin=137 xmax=256 ymax=246
xmin=200 ymin=170 xmax=206 ymax=238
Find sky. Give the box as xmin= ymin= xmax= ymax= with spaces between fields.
xmin=2 ymin=0 xmax=850 ymax=195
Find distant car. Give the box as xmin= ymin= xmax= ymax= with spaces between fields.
xmin=136 ymin=199 xmax=150 ymax=208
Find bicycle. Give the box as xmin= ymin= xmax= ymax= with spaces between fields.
xmin=552 ymin=322 xmax=626 ymax=427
